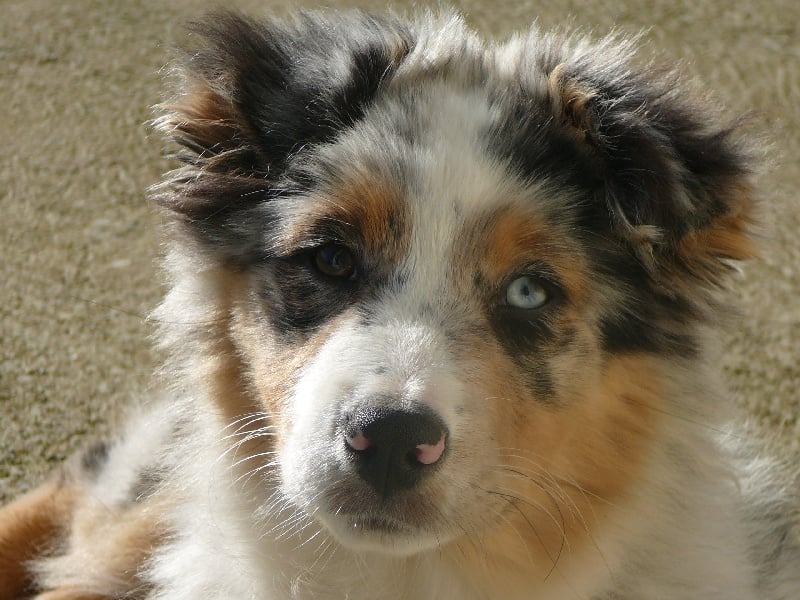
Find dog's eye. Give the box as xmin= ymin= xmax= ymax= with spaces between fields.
xmin=505 ymin=275 xmax=548 ymax=309
xmin=313 ymin=244 xmax=356 ymax=280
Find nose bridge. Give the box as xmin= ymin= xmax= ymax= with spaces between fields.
xmin=364 ymin=310 xmax=447 ymax=390
xmin=349 ymin=199 xmax=465 ymax=411
xmin=371 ymin=248 xmax=457 ymax=375
xmin=348 ymin=307 xmax=468 ymax=434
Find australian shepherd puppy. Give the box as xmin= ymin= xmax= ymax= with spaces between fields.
xmin=1 ymin=9 xmax=798 ymax=600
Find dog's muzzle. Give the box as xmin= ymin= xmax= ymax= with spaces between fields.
xmin=342 ymin=405 xmax=447 ymax=499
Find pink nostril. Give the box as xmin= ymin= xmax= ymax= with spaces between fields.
xmin=346 ymin=431 xmax=373 ymax=452
xmin=415 ymin=435 xmax=446 ymax=465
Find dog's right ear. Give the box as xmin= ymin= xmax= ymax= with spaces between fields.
xmin=151 ymin=11 xmax=411 ymax=221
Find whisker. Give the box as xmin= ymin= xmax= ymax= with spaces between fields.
xmin=485 ymin=488 xmax=563 ymax=578
xmin=231 ymin=451 xmax=277 ymax=470
xmin=491 ymin=450 xmax=616 ymax=578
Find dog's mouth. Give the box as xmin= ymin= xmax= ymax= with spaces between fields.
xmin=339 ymin=513 xmax=414 ymax=535
xmin=311 ymin=486 xmax=450 ymax=554
xmin=319 ymin=508 xmax=436 ymax=554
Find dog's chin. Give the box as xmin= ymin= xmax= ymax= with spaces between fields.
xmin=318 ymin=511 xmax=447 ymax=556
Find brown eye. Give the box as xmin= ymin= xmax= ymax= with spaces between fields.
xmin=313 ymin=244 xmax=356 ymax=279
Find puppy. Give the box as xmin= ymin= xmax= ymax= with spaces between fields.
xmin=1 ymin=9 xmax=798 ymax=599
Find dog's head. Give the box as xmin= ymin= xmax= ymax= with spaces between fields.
xmin=153 ymin=10 xmax=755 ymax=565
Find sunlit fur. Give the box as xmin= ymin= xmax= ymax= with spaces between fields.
xmin=1 ymin=9 xmax=798 ymax=600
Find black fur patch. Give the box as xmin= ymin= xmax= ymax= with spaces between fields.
xmin=489 ymin=303 xmax=566 ymax=401
xmin=80 ymin=441 xmax=110 ymax=479
xmin=186 ymin=13 xmax=405 ymax=171
xmin=599 ymin=310 xmax=697 ymax=357
xmin=154 ymin=11 xmax=413 ymax=262
xmin=128 ymin=466 xmax=166 ymax=504
xmin=488 ymin=93 xmax=603 ymax=196
xmin=259 ymin=252 xmax=360 ymax=335
xmin=588 ymin=243 xmax=701 ymax=357
xmin=545 ymin=63 xmax=750 ymax=242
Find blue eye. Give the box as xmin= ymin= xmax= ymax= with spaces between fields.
xmin=505 ymin=275 xmax=548 ymax=309
xmin=313 ymin=244 xmax=356 ymax=279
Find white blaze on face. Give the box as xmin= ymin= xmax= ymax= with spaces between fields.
xmin=343 ymin=84 xmax=519 ymax=416
xmin=402 ymin=83 xmax=519 ymax=302
xmin=279 ymin=81 xmax=519 ymax=539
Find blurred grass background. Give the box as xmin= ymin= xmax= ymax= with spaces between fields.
xmin=1 ymin=0 xmax=798 ymax=502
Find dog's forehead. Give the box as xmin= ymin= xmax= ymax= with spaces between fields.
xmin=310 ymin=81 xmax=565 ymax=278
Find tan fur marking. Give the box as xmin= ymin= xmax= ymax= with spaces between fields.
xmin=215 ymin=268 xmax=361 ymax=484
xmin=560 ymin=355 xmax=664 ymax=498
xmin=676 ymin=181 xmax=757 ymax=273
xmin=163 ymin=268 xmax=282 ymax=486
xmin=0 ymin=478 xmax=77 ymax=599
xmin=162 ymin=81 xmax=248 ymax=160
xmin=334 ymin=175 xmax=408 ymax=260
xmin=34 ymin=590 xmax=108 ymax=600
xmin=481 ymin=206 xmax=549 ymax=280
xmin=192 ymin=268 xmax=265 ymax=429
xmin=447 ymin=353 xmax=664 ymax=592
xmin=282 ymin=174 xmax=409 ymax=265
xmin=548 ymin=63 xmax=597 ymax=139
xmin=233 ymin=303 xmax=356 ymax=437
xmin=480 ymin=205 xmax=588 ymax=303
xmin=34 ymin=492 xmax=172 ymax=599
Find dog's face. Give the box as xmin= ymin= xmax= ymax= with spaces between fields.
xmin=154 ymin=12 xmax=754 ymax=561
xmin=264 ymin=93 xmax=606 ymax=555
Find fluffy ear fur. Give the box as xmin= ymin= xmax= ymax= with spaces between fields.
xmin=153 ymin=12 xmax=756 ymax=284
xmin=545 ymin=52 xmax=757 ymax=281
xmin=151 ymin=11 xmax=411 ymax=222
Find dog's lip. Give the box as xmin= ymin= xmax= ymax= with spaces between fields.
xmin=336 ymin=512 xmax=415 ymax=535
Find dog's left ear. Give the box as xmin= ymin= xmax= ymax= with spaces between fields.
xmin=547 ymin=54 xmax=757 ymax=284
xmin=151 ymin=11 xmax=411 ymax=223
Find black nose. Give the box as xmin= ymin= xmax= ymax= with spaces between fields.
xmin=343 ymin=406 xmax=447 ymax=499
